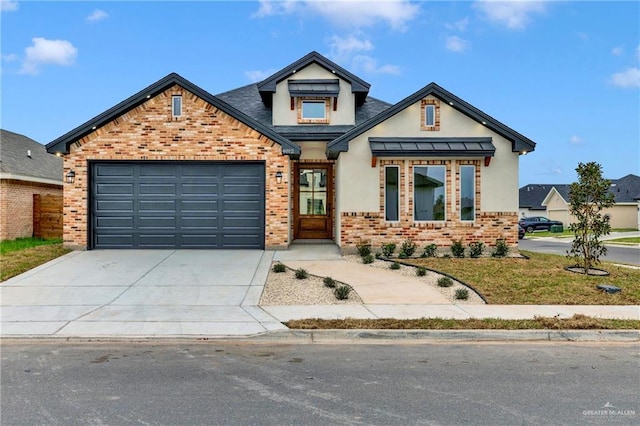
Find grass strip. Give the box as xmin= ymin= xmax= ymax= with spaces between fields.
xmin=1 ymin=237 xmax=63 ymax=255
xmin=1 ymin=244 xmax=71 ymax=281
xmin=286 ymin=315 xmax=640 ymax=330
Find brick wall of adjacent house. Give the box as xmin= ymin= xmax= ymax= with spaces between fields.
xmin=0 ymin=179 xmax=62 ymax=240
xmin=340 ymin=158 xmax=519 ymax=252
xmin=62 ymin=85 xmax=291 ymax=249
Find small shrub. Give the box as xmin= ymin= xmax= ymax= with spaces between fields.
xmin=362 ymin=254 xmax=374 ymax=264
xmin=492 ymin=238 xmax=510 ymax=258
xmin=272 ymin=263 xmax=286 ymax=273
xmin=381 ymin=243 xmax=396 ymax=258
xmin=400 ymin=239 xmax=417 ymax=257
xmin=442 ymin=253 xmax=451 ymax=259
xmin=450 ymin=239 xmax=465 ymax=258
xmin=469 ymin=241 xmax=484 ymax=258
xmin=294 ymin=268 xmax=308 ymax=279
xmin=455 ymin=288 xmax=469 ymax=300
xmin=422 ymin=243 xmax=438 ymax=258
xmin=416 ymin=266 xmax=427 ymax=277
xmin=375 ymin=251 xmax=382 ymax=259
xmin=323 ymin=276 xmax=337 ymax=288
xmin=390 ymin=262 xmax=401 ymax=270
xmin=437 ymin=276 xmax=454 ymax=287
xmin=398 ymin=252 xmax=408 ymax=259
xmin=356 ymin=241 xmax=372 ymax=258
xmin=334 ymin=285 xmax=351 ymax=300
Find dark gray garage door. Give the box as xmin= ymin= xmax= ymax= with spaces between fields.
xmin=91 ymin=162 xmax=265 ymax=249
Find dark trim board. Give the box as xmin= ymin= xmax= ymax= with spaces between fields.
xmin=88 ymin=160 xmax=266 ymax=249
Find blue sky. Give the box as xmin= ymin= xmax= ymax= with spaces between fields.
xmin=2 ymin=1 xmax=638 ymax=186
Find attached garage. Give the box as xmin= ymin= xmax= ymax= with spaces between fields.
xmin=90 ymin=161 xmax=265 ymax=249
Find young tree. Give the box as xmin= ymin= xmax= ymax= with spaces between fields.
xmin=567 ymin=162 xmax=615 ymax=272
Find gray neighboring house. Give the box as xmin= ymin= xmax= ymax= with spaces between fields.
xmin=520 ymin=174 xmax=640 ymax=230
xmin=0 ymin=129 xmax=63 ymax=240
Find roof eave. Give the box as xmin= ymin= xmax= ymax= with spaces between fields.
xmin=46 ymin=73 xmax=301 ymax=157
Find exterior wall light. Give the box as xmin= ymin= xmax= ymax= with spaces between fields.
xmin=275 ymin=171 xmax=283 ymax=184
xmin=66 ymin=170 xmax=76 ymax=184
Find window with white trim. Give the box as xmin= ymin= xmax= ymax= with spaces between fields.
xmin=172 ymin=95 xmax=182 ymax=118
xmin=297 ymin=98 xmax=330 ymax=123
xmin=460 ymin=165 xmax=475 ymax=221
xmin=384 ymin=166 xmax=400 ymax=222
xmin=425 ymin=104 xmax=435 ymax=127
xmin=414 ymin=165 xmax=446 ymax=221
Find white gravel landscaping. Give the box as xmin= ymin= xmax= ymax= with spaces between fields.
xmin=259 ymin=255 xmax=485 ymax=306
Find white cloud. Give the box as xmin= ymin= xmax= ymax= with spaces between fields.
xmin=254 ymin=0 xmax=419 ymax=30
xmin=1 ymin=1 xmax=18 ymax=12
xmin=610 ymin=67 xmax=640 ymax=89
xmin=87 ymin=9 xmax=109 ymax=22
xmin=569 ymin=135 xmax=584 ymax=145
xmin=351 ymin=54 xmax=400 ymax=75
xmin=20 ymin=37 xmax=78 ymax=75
xmin=446 ymin=17 xmax=470 ymax=32
xmin=445 ymin=36 xmax=470 ymax=53
xmin=1 ymin=53 xmax=17 ymax=62
xmin=244 ymin=69 xmax=274 ymax=82
xmin=611 ymin=46 xmax=624 ymax=56
xmin=473 ymin=0 xmax=547 ymax=30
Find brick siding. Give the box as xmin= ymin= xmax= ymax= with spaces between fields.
xmin=62 ymin=85 xmax=291 ymax=249
xmin=0 ymin=179 xmax=62 ymax=240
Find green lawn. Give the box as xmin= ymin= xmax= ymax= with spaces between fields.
xmin=1 ymin=238 xmax=71 ymax=281
xmin=606 ymin=237 xmax=640 ymax=244
xmin=406 ymin=251 xmax=640 ymax=305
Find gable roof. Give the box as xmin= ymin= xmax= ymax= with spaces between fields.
xmin=46 ymin=73 xmax=301 ymax=157
xmin=609 ymin=174 xmax=640 ymax=203
xmin=519 ymin=184 xmax=568 ymax=210
xmin=256 ymin=51 xmax=371 ymax=106
xmin=327 ymin=82 xmax=537 ymax=159
xmin=1 ymin=129 xmax=62 ymax=184
xmin=541 ymin=186 xmax=570 ymax=207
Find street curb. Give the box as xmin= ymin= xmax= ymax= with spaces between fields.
xmin=2 ymin=329 xmax=638 ymax=344
xmin=244 ymin=329 xmax=640 ymax=342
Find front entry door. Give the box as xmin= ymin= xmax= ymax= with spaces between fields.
xmin=294 ymin=164 xmax=333 ymax=239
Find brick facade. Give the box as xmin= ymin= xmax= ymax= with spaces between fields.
xmin=62 ymin=85 xmax=291 ymax=249
xmin=0 ymin=179 xmax=62 ymax=240
xmin=340 ymin=158 xmax=518 ymax=252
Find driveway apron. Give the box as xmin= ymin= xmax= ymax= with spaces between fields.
xmin=1 ymin=250 xmax=285 ymax=337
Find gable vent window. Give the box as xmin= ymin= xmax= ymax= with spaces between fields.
xmin=421 ymin=99 xmax=440 ymax=131
xmin=172 ymin=95 xmax=182 ymax=118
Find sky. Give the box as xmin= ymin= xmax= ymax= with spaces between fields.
xmin=1 ymin=0 xmax=638 ymax=186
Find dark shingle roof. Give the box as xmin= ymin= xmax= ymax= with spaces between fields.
xmin=216 ymin=85 xmax=392 ymax=141
xmin=1 ymin=129 xmax=62 ymax=183
xmin=369 ymin=137 xmax=495 ymax=157
xmin=519 ymin=184 xmax=569 ymax=210
xmin=609 ymin=174 xmax=640 ymax=203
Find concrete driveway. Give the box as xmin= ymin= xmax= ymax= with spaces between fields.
xmin=1 ymin=250 xmax=285 ymax=337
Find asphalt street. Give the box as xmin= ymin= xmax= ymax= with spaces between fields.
xmin=2 ymin=342 xmax=638 ymax=425
xmin=519 ymin=238 xmax=640 ymax=265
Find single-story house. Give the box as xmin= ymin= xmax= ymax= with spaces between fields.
xmin=46 ymin=51 xmax=536 ymax=251
xmin=1 ymin=129 xmax=63 ymax=240
xmin=542 ymin=174 xmax=640 ymax=230
xmin=518 ymin=183 xmax=569 ymax=219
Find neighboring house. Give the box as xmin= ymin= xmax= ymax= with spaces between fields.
xmin=519 ymin=184 xmax=569 ymax=218
xmin=541 ymin=174 xmax=640 ymax=230
xmin=1 ymin=129 xmax=63 ymax=240
xmin=45 ymin=51 xmax=536 ymax=251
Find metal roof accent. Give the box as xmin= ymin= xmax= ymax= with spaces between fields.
xmin=328 ymin=82 xmax=537 ymax=159
xmin=369 ymin=137 xmax=496 ymax=157
xmin=288 ymin=79 xmax=340 ymax=97
xmin=45 ymin=73 xmax=301 ymax=158
xmin=257 ymin=51 xmax=370 ymax=106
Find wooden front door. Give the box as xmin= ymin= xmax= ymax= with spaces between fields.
xmin=294 ymin=163 xmax=333 ymax=240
